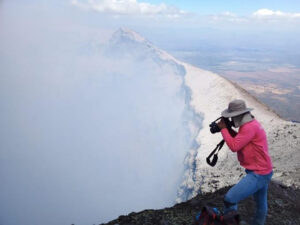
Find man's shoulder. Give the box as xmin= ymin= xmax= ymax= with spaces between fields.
xmin=240 ymin=119 xmax=260 ymax=131
xmin=245 ymin=119 xmax=266 ymax=134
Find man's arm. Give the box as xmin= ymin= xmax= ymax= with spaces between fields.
xmin=221 ymin=125 xmax=255 ymax=152
xmin=217 ymin=118 xmax=237 ymax=137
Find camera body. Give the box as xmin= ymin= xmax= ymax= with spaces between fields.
xmin=209 ymin=117 xmax=234 ymax=134
xmin=209 ymin=120 xmax=221 ymax=133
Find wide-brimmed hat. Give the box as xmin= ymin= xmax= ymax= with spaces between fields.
xmin=221 ymin=99 xmax=253 ymax=118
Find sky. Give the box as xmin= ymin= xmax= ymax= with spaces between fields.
xmin=68 ymin=0 xmax=300 ymax=18
xmin=68 ymin=0 xmax=300 ymax=14
xmin=143 ymin=0 xmax=300 ymax=14
xmin=0 ymin=1 xmax=300 ymax=225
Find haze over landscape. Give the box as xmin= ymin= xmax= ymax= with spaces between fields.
xmin=171 ymin=45 xmax=300 ymax=121
xmin=0 ymin=1 xmax=300 ymax=225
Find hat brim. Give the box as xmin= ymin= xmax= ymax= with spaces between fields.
xmin=221 ymin=108 xmax=253 ymax=118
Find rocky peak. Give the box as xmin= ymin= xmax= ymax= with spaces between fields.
xmin=110 ymin=28 xmax=152 ymax=46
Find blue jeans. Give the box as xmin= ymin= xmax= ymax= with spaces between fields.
xmin=224 ymin=170 xmax=273 ymax=225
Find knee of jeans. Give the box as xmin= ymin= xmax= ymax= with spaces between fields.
xmin=224 ymin=194 xmax=235 ymax=207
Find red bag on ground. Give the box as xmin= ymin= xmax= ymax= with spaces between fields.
xmin=194 ymin=206 xmax=239 ymax=225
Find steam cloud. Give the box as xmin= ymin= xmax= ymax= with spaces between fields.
xmin=0 ymin=2 xmax=192 ymax=225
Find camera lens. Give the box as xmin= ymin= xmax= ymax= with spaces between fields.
xmin=209 ymin=122 xmax=221 ymax=134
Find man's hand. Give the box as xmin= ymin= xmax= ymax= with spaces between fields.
xmin=217 ymin=118 xmax=227 ymax=130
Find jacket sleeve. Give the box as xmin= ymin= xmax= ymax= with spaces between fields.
xmin=228 ymin=127 xmax=238 ymax=137
xmin=221 ymin=124 xmax=256 ymax=152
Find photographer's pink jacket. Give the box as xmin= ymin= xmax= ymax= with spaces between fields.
xmin=221 ymin=119 xmax=273 ymax=175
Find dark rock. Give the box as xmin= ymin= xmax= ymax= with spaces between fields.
xmin=104 ymin=181 xmax=300 ymax=225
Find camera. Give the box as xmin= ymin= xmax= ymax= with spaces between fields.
xmin=209 ymin=117 xmax=234 ymax=134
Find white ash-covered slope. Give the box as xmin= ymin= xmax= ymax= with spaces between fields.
xmin=177 ymin=63 xmax=300 ymax=202
xmin=108 ymin=28 xmax=300 ymax=202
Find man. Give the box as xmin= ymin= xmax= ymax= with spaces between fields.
xmin=217 ymin=99 xmax=273 ymax=225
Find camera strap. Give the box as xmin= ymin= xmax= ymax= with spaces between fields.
xmin=206 ymin=139 xmax=225 ymax=167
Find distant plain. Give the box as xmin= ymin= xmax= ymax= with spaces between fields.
xmin=171 ymin=48 xmax=300 ymax=121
